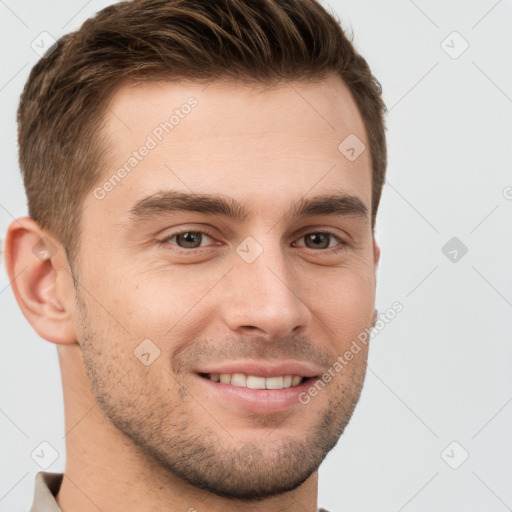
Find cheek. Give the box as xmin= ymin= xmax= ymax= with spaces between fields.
xmin=304 ymin=265 xmax=375 ymax=340
xmin=101 ymin=266 xmax=222 ymax=345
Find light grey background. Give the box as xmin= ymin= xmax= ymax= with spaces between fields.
xmin=1 ymin=1 xmax=511 ymax=511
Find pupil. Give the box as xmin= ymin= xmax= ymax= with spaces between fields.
xmin=178 ymin=232 xmax=201 ymax=248
xmin=306 ymin=233 xmax=329 ymax=249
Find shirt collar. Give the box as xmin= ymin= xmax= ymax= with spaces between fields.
xmin=29 ymin=471 xmax=63 ymax=512
xmin=29 ymin=470 xmax=331 ymax=511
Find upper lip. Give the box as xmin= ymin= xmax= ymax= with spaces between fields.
xmin=194 ymin=360 xmax=321 ymax=378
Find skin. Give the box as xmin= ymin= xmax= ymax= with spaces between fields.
xmin=5 ymin=73 xmax=380 ymax=512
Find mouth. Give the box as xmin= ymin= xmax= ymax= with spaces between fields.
xmin=192 ymin=361 xmax=321 ymax=414
xmin=198 ymin=372 xmax=312 ymax=389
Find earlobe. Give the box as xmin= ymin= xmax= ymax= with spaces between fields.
xmin=373 ymin=237 xmax=381 ymax=267
xmin=4 ymin=217 xmax=78 ymax=345
xmin=371 ymin=238 xmax=380 ymax=327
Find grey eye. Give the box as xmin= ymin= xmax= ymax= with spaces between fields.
xmin=175 ymin=232 xmax=204 ymax=248
xmin=303 ymin=233 xmax=332 ymax=249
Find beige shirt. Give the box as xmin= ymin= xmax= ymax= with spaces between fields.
xmin=29 ymin=472 xmax=63 ymax=511
xmin=30 ymin=471 xmax=331 ymax=511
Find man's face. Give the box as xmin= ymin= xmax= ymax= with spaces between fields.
xmin=73 ymin=75 xmax=379 ymax=499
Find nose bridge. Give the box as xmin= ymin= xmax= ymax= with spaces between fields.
xmin=221 ymin=237 xmax=308 ymax=338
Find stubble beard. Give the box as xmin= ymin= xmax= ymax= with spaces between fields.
xmin=74 ymin=289 xmax=367 ymax=500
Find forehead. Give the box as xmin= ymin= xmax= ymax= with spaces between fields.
xmin=89 ymin=75 xmax=371 ymax=219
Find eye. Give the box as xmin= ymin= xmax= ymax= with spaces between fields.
xmin=294 ymin=232 xmax=344 ymax=250
xmin=163 ymin=231 xmax=214 ymax=249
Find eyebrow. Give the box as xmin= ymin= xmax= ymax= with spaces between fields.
xmin=126 ymin=190 xmax=368 ymax=224
xmin=287 ymin=194 xmax=368 ymax=221
xmin=127 ymin=191 xmax=249 ymax=222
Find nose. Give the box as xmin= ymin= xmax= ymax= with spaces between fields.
xmin=219 ymin=244 xmax=310 ymax=340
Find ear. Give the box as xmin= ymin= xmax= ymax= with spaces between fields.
xmin=4 ymin=217 xmax=78 ymax=345
xmin=373 ymin=235 xmax=381 ymax=269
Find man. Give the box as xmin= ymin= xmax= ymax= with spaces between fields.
xmin=4 ymin=0 xmax=387 ymax=510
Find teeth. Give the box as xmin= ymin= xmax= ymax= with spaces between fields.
xmin=207 ymin=373 xmax=305 ymax=389
xmin=230 ymin=373 xmax=247 ymax=387
xmin=291 ymin=375 xmax=302 ymax=386
xmin=265 ymin=376 xmax=284 ymax=389
xmin=219 ymin=373 xmax=231 ymax=384
xmin=247 ymin=375 xmax=266 ymax=389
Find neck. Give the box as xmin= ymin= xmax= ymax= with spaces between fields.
xmin=55 ymin=344 xmax=319 ymax=512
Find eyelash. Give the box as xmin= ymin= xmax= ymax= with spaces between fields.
xmin=292 ymin=231 xmax=346 ymax=251
xmin=157 ymin=228 xmax=219 ymax=255
xmin=157 ymin=229 xmax=347 ymax=254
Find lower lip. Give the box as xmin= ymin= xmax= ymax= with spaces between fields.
xmin=195 ymin=374 xmax=315 ymax=414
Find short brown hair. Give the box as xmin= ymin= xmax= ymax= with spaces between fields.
xmin=18 ymin=0 xmax=387 ymax=265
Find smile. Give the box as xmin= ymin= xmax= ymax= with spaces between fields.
xmin=201 ymin=373 xmax=305 ymax=389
